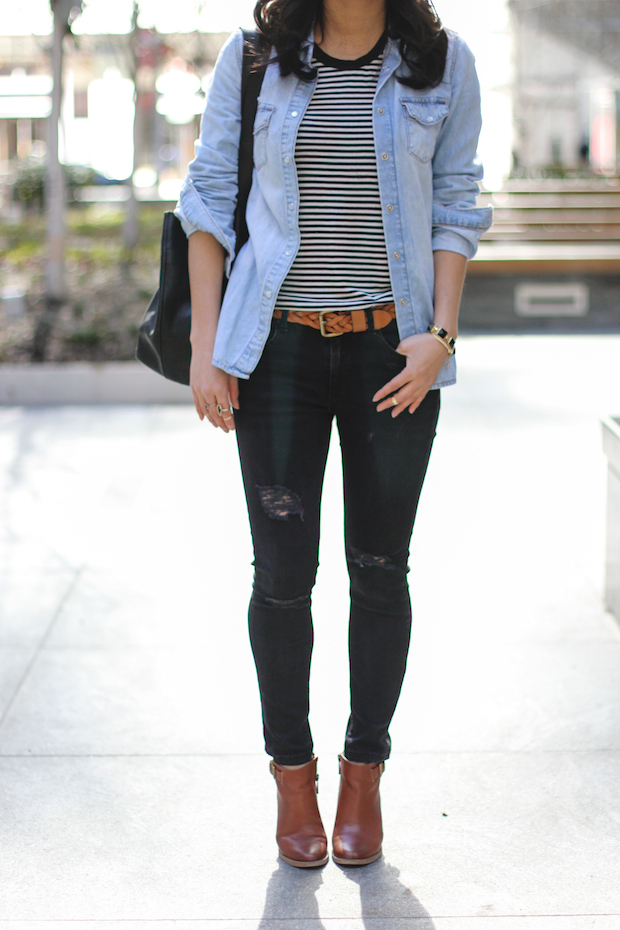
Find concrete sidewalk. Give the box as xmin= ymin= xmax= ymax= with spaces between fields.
xmin=1 ymin=335 xmax=619 ymax=929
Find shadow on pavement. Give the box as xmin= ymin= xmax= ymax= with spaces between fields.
xmin=339 ymin=856 xmax=436 ymax=927
xmin=258 ymin=859 xmax=326 ymax=927
xmin=257 ymin=856 xmax=435 ymax=928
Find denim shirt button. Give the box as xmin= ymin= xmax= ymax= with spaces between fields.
xmin=400 ymin=298 xmax=407 ymax=306
xmin=381 ymin=153 xmax=389 ymax=160
xmin=393 ymin=252 xmax=400 ymax=259
xmin=285 ymin=249 xmax=292 ymax=256
xmin=284 ymin=156 xmax=290 ymax=164
xmin=386 ymin=204 xmax=393 ymax=212
xmin=265 ymin=290 xmax=272 ymax=298
xmin=291 ymin=111 xmax=299 ymax=117
xmin=378 ymin=107 xmax=384 ymax=114
xmin=288 ymin=203 xmax=294 ymax=210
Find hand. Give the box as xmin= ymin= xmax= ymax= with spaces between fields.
xmin=190 ymin=350 xmax=239 ymax=432
xmin=373 ymin=332 xmax=449 ymax=417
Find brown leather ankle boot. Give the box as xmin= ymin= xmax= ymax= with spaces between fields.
xmin=332 ymin=753 xmax=385 ymax=865
xmin=270 ymin=757 xmax=329 ymax=868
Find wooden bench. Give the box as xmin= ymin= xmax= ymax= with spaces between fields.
xmin=470 ymin=180 xmax=620 ymax=275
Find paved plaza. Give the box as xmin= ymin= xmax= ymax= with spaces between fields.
xmin=1 ymin=335 xmax=619 ymax=929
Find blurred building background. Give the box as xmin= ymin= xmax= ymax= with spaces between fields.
xmin=0 ymin=28 xmax=228 ymax=204
xmin=1 ymin=1 xmax=618 ymax=199
xmin=510 ymin=0 xmax=620 ymax=177
xmin=464 ymin=0 xmax=620 ymax=334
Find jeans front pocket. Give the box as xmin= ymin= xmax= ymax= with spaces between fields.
xmin=400 ymin=97 xmax=449 ymax=163
xmin=263 ymin=316 xmax=282 ymax=349
xmin=375 ymin=319 xmax=402 ymax=357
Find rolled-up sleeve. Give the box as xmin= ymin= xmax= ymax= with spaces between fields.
xmin=173 ymin=29 xmax=243 ymax=276
xmin=431 ymin=35 xmax=493 ymax=259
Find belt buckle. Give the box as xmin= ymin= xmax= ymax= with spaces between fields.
xmin=318 ymin=310 xmax=342 ymax=337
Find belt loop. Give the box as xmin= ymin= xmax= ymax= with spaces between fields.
xmin=364 ymin=308 xmax=375 ymax=332
xmin=279 ymin=308 xmax=289 ymax=333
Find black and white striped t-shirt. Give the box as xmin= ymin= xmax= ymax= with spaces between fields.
xmin=275 ymin=35 xmax=393 ymax=313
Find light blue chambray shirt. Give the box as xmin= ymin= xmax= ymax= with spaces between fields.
xmin=174 ymin=27 xmax=493 ymax=388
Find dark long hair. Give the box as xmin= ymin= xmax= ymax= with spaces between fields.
xmin=252 ymin=0 xmax=448 ymax=89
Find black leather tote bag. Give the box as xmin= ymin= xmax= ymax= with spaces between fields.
xmin=136 ymin=31 xmax=266 ymax=385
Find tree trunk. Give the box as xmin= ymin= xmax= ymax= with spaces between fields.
xmin=123 ymin=2 xmax=140 ymax=258
xmin=45 ymin=3 xmax=66 ymax=303
xmin=35 ymin=1 xmax=70 ymax=360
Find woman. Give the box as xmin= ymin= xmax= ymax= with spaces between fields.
xmin=175 ymin=0 xmax=492 ymax=869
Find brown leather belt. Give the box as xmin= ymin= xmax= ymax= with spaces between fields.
xmin=273 ymin=303 xmax=396 ymax=338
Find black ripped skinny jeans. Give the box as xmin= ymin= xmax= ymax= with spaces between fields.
xmin=234 ymin=315 xmax=440 ymax=765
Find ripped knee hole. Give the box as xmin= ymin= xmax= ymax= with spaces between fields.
xmin=348 ymin=547 xmax=397 ymax=570
xmin=257 ymin=485 xmax=305 ymax=522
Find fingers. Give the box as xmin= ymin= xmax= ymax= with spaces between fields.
xmin=228 ymin=375 xmax=240 ymax=410
xmin=202 ymin=398 xmax=218 ymax=428
xmin=192 ymin=385 xmax=233 ymax=432
xmin=205 ymin=397 xmax=235 ymax=432
xmin=191 ymin=388 xmax=205 ymax=421
xmin=190 ymin=365 xmax=237 ymax=433
xmin=373 ymin=334 xmax=446 ymax=417
xmin=219 ymin=403 xmax=236 ymax=431
xmin=372 ymin=370 xmax=409 ymax=406
xmin=408 ymin=397 xmax=424 ymax=415
xmin=207 ymin=375 xmax=239 ymax=431
xmin=374 ymin=374 xmax=428 ymax=418
xmin=392 ymin=386 xmax=425 ymax=417
xmin=384 ymin=389 xmax=414 ymax=417
xmin=381 ymin=387 xmax=427 ymax=418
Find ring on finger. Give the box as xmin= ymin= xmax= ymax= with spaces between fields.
xmin=205 ymin=401 xmax=217 ymax=410
xmin=216 ymin=404 xmax=231 ymax=417
xmin=391 ymin=396 xmax=398 ymax=407
xmin=223 ymin=415 xmax=234 ymax=422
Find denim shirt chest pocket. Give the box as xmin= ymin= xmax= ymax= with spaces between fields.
xmin=253 ymin=103 xmax=276 ymax=170
xmin=400 ymin=98 xmax=449 ymax=163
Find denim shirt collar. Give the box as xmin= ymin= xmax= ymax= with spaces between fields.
xmin=299 ymin=27 xmax=402 ymax=73
xmin=383 ymin=36 xmax=403 ymax=72
xmin=299 ymin=27 xmax=314 ymax=67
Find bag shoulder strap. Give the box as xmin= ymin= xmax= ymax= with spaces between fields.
xmin=234 ymin=29 xmax=268 ymax=257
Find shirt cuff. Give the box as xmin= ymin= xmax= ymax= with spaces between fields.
xmin=173 ymin=201 xmax=199 ymax=238
xmin=432 ymin=228 xmax=476 ymax=260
